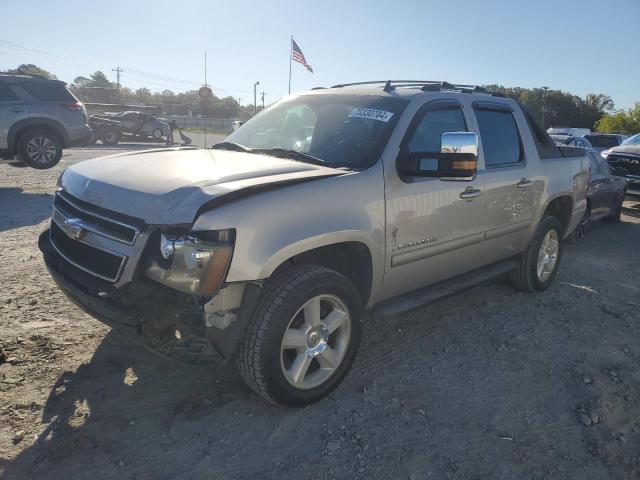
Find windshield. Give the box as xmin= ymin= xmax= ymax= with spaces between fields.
xmin=224 ymin=94 xmax=408 ymax=168
xmin=622 ymin=133 xmax=640 ymax=145
xmin=584 ymin=135 xmax=619 ymax=148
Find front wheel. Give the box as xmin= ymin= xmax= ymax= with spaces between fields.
xmin=510 ymin=216 xmax=563 ymax=292
xmin=236 ymin=265 xmax=362 ymax=407
xmin=606 ymin=192 xmax=625 ymax=223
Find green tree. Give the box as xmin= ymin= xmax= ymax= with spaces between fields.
xmin=595 ymin=103 xmax=640 ymax=134
xmin=13 ymin=63 xmax=56 ymax=79
xmin=89 ymin=71 xmax=113 ymax=87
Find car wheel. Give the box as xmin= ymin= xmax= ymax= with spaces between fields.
xmin=152 ymin=128 xmax=163 ymax=139
xmin=510 ymin=216 xmax=563 ymax=292
xmin=236 ymin=264 xmax=362 ymax=407
xmin=16 ymin=129 xmax=63 ymax=169
xmin=101 ymin=128 xmax=120 ymax=145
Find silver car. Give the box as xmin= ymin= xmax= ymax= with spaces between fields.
xmin=0 ymin=73 xmax=91 ymax=169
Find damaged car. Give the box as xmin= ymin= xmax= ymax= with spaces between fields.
xmin=40 ymin=81 xmax=590 ymax=406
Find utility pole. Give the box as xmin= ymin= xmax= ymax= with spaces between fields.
xmin=253 ymin=81 xmax=260 ymax=115
xmin=236 ymin=97 xmax=241 ymax=106
xmin=111 ymin=66 xmax=123 ymax=92
xmin=260 ymin=91 xmax=266 ymax=109
xmin=541 ymin=86 xmax=549 ymax=130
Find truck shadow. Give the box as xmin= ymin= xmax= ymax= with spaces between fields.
xmin=0 ymin=188 xmax=52 ymax=232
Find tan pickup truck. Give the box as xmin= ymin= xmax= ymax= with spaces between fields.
xmin=39 ymin=81 xmax=590 ymax=406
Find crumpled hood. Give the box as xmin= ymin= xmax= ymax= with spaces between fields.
xmin=605 ymin=144 xmax=640 ymax=156
xmin=60 ymin=147 xmax=344 ymax=224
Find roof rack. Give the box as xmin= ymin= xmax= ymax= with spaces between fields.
xmin=330 ymin=80 xmax=500 ymax=96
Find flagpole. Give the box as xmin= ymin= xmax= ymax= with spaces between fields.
xmin=288 ymin=36 xmax=292 ymax=94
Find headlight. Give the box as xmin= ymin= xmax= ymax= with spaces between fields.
xmin=146 ymin=230 xmax=234 ymax=296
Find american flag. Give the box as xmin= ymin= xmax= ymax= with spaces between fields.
xmin=291 ymin=38 xmax=313 ymax=73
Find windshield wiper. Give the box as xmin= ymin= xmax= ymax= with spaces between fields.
xmin=253 ymin=148 xmax=326 ymax=166
xmin=211 ymin=141 xmax=253 ymax=152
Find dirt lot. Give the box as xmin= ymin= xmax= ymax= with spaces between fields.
xmin=1 ymin=146 xmax=640 ymax=479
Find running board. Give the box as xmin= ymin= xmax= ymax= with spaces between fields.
xmin=372 ymin=258 xmax=519 ymax=319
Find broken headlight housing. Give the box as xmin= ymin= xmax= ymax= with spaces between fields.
xmin=146 ymin=229 xmax=234 ymax=296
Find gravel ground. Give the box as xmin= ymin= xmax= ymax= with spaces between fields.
xmin=1 ymin=146 xmax=640 ymax=479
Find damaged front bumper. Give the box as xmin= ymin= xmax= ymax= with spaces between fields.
xmin=39 ymin=230 xmax=259 ymax=362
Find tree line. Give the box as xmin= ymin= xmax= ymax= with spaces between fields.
xmin=4 ymin=64 xmax=638 ymax=133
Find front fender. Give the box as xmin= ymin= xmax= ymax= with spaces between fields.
xmin=192 ymin=163 xmax=386 ymax=301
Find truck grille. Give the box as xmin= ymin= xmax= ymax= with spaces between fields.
xmin=50 ymin=222 xmax=126 ymax=282
xmin=53 ymin=192 xmax=139 ymax=244
xmin=49 ymin=192 xmax=143 ymax=283
xmin=608 ymin=154 xmax=640 ymax=177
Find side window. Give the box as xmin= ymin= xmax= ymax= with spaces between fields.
xmin=19 ymin=81 xmax=75 ymax=102
xmin=475 ymin=109 xmax=522 ymax=167
xmin=407 ymin=107 xmax=466 ymax=153
xmin=0 ymin=84 xmax=20 ymax=102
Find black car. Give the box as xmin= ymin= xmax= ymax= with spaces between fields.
xmin=602 ymin=133 xmax=640 ymax=195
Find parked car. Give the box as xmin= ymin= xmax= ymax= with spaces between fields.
xmin=39 ymin=80 xmax=590 ymax=406
xmin=547 ymin=127 xmax=591 ymax=137
xmin=601 ymin=133 xmax=640 ymax=194
xmin=569 ymin=149 xmax=627 ymax=242
xmin=550 ymin=135 xmax=593 ymax=149
xmin=583 ymin=134 xmax=625 ymax=153
xmin=88 ymin=110 xmax=171 ymax=145
xmin=0 ymin=73 xmax=91 ymax=169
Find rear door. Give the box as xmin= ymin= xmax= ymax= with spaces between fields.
xmin=382 ymin=99 xmax=486 ymax=298
xmin=588 ymin=151 xmax=617 ymax=216
xmin=0 ymin=82 xmax=29 ymax=151
xmin=472 ymin=102 xmax=535 ymax=262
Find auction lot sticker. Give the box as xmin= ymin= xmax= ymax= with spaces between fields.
xmin=349 ymin=108 xmax=394 ymax=122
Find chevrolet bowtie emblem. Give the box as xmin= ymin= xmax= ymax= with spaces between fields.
xmin=62 ymin=217 xmax=85 ymax=240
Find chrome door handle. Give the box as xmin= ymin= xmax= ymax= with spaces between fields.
xmin=517 ymin=178 xmax=532 ymax=188
xmin=460 ymin=187 xmax=482 ymax=200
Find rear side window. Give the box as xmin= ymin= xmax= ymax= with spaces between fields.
xmin=0 ymin=84 xmax=19 ymax=101
xmin=584 ymin=135 xmax=619 ymax=148
xmin=19 ymin=81 xmax=75 ymax=102
xmin=475 ymin=109 xmax=522 ymax=166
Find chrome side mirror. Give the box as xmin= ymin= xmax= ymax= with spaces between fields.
xmin=411 ymin=131 xmax=479 ymax=179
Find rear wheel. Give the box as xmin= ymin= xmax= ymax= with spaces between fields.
xmin=101 ymin=128 xmax=120 ymax=145
xmin=236 ymin=265 xmax=362 ymax=407
xmin=510 ymin=216 xmax=563 ymax=292
xmin=16 ymin=129 xmax=63 ymax=169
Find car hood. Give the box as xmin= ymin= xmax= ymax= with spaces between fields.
xmin=60 ymin=147 xmax=345 ymax=224
xmin=604 ymin=145 xmax=640 ymax=157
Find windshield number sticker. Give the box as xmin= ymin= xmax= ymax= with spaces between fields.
xmin=349 ymin=108 xmax=394 ymax=122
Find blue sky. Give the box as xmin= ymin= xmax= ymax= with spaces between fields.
xmin=1 ymin=0 xmax=638 ymax=108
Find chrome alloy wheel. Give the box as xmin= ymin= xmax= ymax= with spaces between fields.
xmin=280 ymin=294 xmax=351 ymax=390
xmin=537 ymin=229 xmax=559 ymax=282
xmin=26 ymin=136 xmax=57 ymax=164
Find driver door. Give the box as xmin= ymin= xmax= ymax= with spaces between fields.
xmin=382 ymin=100 xmax=486 ymax=299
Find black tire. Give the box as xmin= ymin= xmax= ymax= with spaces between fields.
xmin=152 ymin=128 xmax=163 ymax=139
xmin=16 ymin=128 xmax=63 ymax=169
xmin=87 ymin=130 xmax=98 ymax=145
xmin=101 ymin=128 xmax=120 ymax=146
xmin=236 ymin=264 xmax=363 ymax=407
xmin=510 ymin=216 xmax=563 ymax=292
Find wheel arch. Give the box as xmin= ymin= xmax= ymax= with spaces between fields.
xmin=259 ymin=234 xmax=377 ymax=307
xmin=541 ymin=195 xmax=574 ymax=236
xmin=8 ymin=118 xmax=69 ymax=152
